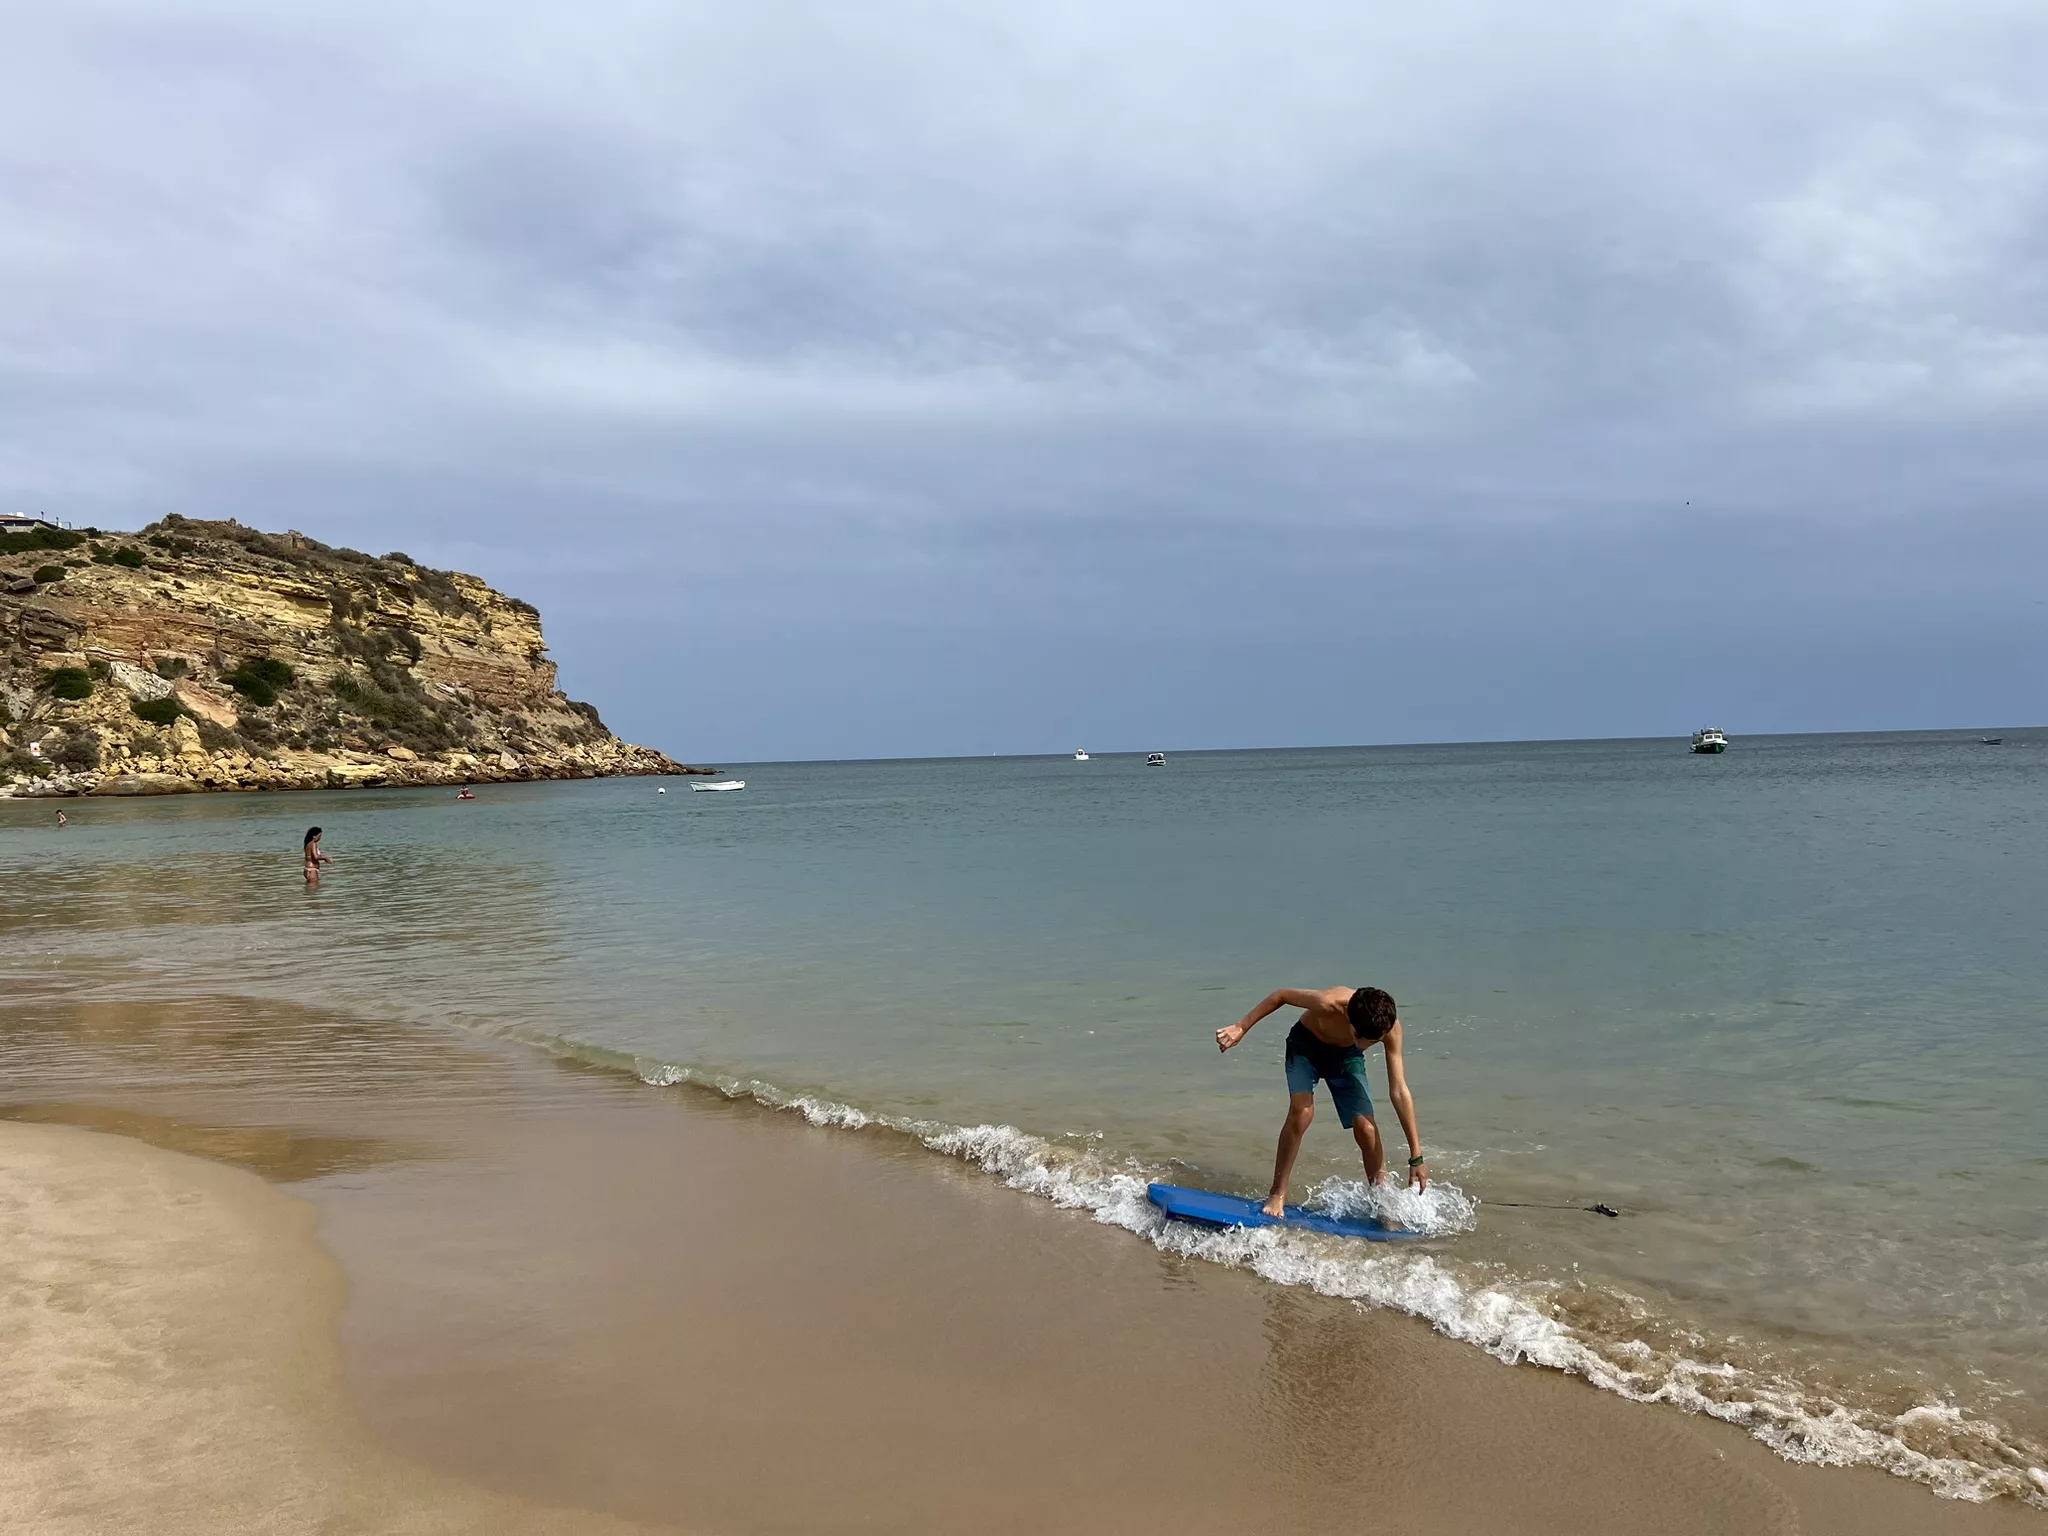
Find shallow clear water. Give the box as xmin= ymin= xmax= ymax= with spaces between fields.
xmin=4 ymin=731 xmax=2045 ymax=1502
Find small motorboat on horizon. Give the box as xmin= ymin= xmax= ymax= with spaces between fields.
xmin=1146 ymin=752 xmax=1166 ymax=766
xmin=693 ymin=779 xmax=747 ymax=792
xmin=1073 ymin=749 xmax=1089 ymax=761
xmin=1691 ymin=727 xmax=1729 ymax=754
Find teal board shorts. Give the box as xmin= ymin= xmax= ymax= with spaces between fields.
xmin=1284 ymin=1023 xmax=1374 ymax=1126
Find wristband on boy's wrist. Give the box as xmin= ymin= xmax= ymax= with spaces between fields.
xmin=1408 ymin=1153 xmax=1427 ymax=1167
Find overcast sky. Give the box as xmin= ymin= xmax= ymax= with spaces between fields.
xmin=4 ymin=2 xmax=2044 ymax=759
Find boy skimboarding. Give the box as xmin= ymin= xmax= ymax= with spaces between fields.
xmin=1215 ymin=986 xmax=1426 ymax=1216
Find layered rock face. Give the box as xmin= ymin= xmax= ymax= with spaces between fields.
xmin=0 ymin=517 xmax=697 ymax=796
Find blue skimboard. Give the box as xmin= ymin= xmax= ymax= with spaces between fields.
xmin=1147 ymin=1182 xmax=1420 ymax=1242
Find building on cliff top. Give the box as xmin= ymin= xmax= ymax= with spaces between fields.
xmin=1 ymin=515 xmax=65 ymax=534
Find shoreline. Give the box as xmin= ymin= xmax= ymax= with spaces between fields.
xmin=535 ymin=1034 xmax=2048 ymax=1509
xmin=3 ymin=995 xmax=2041 ymax=1533
xmin=0 ymin=758 xmax=713 ymax=799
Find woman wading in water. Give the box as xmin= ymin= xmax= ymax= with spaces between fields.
xmin=303 ymin=826 xmax=333 ymax=883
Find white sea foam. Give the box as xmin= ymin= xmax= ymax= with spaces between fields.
xmin=622 ymin=1053 xmax=2046 ymax=1510
xmin=1306 ymin=1173 xmax=1478 ymax=1238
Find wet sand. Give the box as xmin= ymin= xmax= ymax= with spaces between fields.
xmin=0 ymin=1120 xmax=642 ymax=1535
xmin=2 ymin=991 xmax=2041 ymax=1534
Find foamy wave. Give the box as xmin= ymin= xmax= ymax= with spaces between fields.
xmin=623 ymin=1054 xmax=2045 ymax=1509
xmin=1307 ymin=1174 xmax=1478 ymax=1238
xmin=636 ymin=1060 xmax=893 ymax=1131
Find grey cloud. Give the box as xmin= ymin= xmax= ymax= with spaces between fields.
xmin=2 ymin=1 xmax=2045 ymax=755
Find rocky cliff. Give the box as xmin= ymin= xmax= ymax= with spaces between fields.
xmin=0 ymin=517 xmax=698 ymax=796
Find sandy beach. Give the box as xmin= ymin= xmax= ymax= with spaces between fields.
xmin=2 ymin=985 xmax=2041 ymax=1535
xmin=0 ymin=1119 xmax=643 ymax=1535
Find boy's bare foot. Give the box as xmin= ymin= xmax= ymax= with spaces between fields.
xmin=1260 ymin=1193 xmax=1286 ymax=1219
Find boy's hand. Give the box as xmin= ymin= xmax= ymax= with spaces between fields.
xmin=1215 ymin=1022 xmax=1248 ymax=1052
xmin=1407 ymin=1161 xmax=1429 ymax=1192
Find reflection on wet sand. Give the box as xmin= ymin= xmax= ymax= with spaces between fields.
xmin=0 ymin=986 xmax=524 ymax=1180
xmin=0 ymin=1120 xmax=649 ymax=1536
xmin=0 ymin=1102 xmax=409 ymax=1183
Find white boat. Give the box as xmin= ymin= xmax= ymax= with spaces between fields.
xmin=1146 ymin=752 xmax=1166 ymax=766
xmin=1073 ymin=749 xmax=1089 ymax=761
xmin=1690 ymin=727 xmax=1728 ymax=754
xmin=692 ymin=779 xmax=746 ymax=792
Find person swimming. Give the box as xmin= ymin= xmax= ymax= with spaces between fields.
xmin=303 ymin=826 xmax=333 ymax=883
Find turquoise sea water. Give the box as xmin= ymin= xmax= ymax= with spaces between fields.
xmin=4 ymin=731 xmax=2045 ymax=1502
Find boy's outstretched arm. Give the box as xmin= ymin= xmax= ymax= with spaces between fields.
xmin=1215 ymin=988 xmax=1325 ymax=1051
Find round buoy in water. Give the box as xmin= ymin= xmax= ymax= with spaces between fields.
xmin=657 ymin=787 xmax=666 ymax=793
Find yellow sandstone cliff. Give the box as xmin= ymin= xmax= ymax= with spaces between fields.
xmin=0 ymin=517 xmax=697 ymax=796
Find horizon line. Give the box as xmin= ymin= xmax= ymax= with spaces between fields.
xmin=681 ymin=722 xmax=2039 ymax=768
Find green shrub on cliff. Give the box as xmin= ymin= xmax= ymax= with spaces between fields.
xmin=329 ymin=664 xmax=470 ymax=754
xmin=332 ymin=623 xmax=422 ymax=667
xmin=194 ymin=717 xmax=243 ymax=754
xmin=131 ymin=695 xmax=184 ymax=726
xmin=408 ymin=566 xmax=478 ymax=619
xmin=557 ymin=699 xmax=610 ymax=747
xmin=221 ymin=656 xmax=297 ymax=707
xmin=38 ymin=667 xmax=93 ymax=700
xmin=0 ymin=526 xmax=85 ymax=556
xmin=1 ymin=749 xmax=54 ymax=780
xmin=111 ymin=545 xmax=147 ymax=568
xmin=52 ymin=731 xmax=102 ymax=770
xmin=32 ymin=565 xmax=67 ymax=584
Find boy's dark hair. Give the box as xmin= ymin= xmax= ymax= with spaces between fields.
xmin=1347 ymin=986 xmax=1397 ymax=1041
xmin=304 ymin=826 xmax=322 ymax=848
